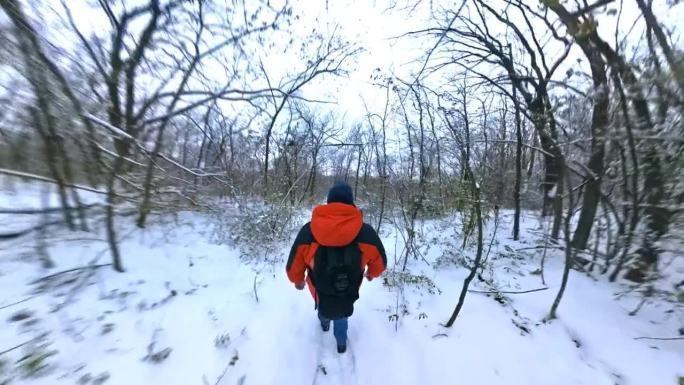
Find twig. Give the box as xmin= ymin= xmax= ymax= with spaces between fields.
xmin=86 ymin=114 xmax=229 ymax=181
xmin=0 ymin=219 xmax=64 ymax=240
xmin=213 ymin=355 xmax=235 ymax=385
xmin=633 ymin=336 xmax=684 ymax=341
xmin=0 ymin=168 xmax=107 ymax=195
xmin=468 ymin=287 xmax=549 ymax=295
xmin=402 ymin=0 xmax=467 ymax=98
xmin=540 ymin=216 xmax=551 ymax=286
xmin=95 ymin=143 xmax=145 ymax=166
xmin=517 ymin=246 xmax=547 ymax=251
xmin=470 ymin=139 xmax=556 ymax=157
xmin=252 ymin=273 xmax=259 ymax=303
xmin=29 ymin=263 xmax=112 ymax=285
xmin=83 ymin=113 xmax=133 ymax=140
xmin=0 ymin=334 xmax=43 ymax=356
xmin=0 ymin=203 xmax=101 ymax=215
xmin=156 ymin=153 xmax=225 ymax=178
xmin=481 ymin=208 xmax=499 ymax=270
xmin=0 ymin=295 xmax=37 ymax=311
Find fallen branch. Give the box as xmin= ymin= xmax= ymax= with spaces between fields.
xmin=253 ymin=273 xmax=260 ymax=303
xmin=634 ymin=336 xmax=684 ymax=341
xmin=469 ymin=287 xmax=549 ymax=295
xmin=0 ymin=203 xmax=101 ymax=215
xmin=156 ymin=153 xmax=225 ymax=178
xmin=0 ymin=333 xmax=47 ymax=356
xmin=155 ymin=187 xmax=201 ymax=207
xmin=86 ymin=114 xmax=230 ymax=181
xmin=517 ymin=246 xmax=549 ymax=251
xmin=0 ymin=207 xmax=135 ymax=241
xmin=470 ymin=139 xmax=556 ymax=157
xmin=83 ymin=113 xmax=133 ymax=140
xmin=517 ymin=244 xmax=609 ymax=261
xmin=0 ymin=219 xmax=65 ymax=240
xmin=96 ymin=143 xmax=145 ymax=166
xmin=29 ymin=263 xmax=112 ymax=285
xmin=0 ymin=295 xmax=37 ymax=311
xmin=0 ymin=339 xmax=34 ymax=356
xmin=0 ymin=168 xmax=107 ymax=195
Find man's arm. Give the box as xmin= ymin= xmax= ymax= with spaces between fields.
xmin=358 ymin=223 xmax=387 ymax=280
xmin=286 ymin=223 xmax=313 ymax=285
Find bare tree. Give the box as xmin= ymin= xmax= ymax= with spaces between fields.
xmin=444 ymin=103 xmax=484 ymax=327
xmin=260 ymin=32 xmax=360 ymax=195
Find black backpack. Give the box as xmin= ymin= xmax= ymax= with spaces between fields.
xmin=312 ymin=242 xmax=362 ymax=298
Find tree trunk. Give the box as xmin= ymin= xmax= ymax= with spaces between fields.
xmin=1 ymin=0 xmax=102 ymax=186
xmin=354 ymin=145 xmax=362 ymax=197
xmin=547 ymin=0 xmax=669 ymax=281
xmin=105 ymin=157 xmax=125 ymax=272
xmin=571 ymin=41 xmax=609 ymax=250
xmin=445 ymin=160 xmax=483 ymax=327
xmin=29 ymin=108 xmax=75 ymax=230
xmin=634 ymin=0 xmax=684 ymax=97
xmin=264 ymin=99 xmax=288 ymax=196
xmin=512 ymin=81 xmax=523 ymax=240
xmin=526 ymin=131 xmax=536 ymax=180
xmin=530 ymin=100 xmax=556 ymax=217
xmin=609 ymin=80 xmax=640 ymax=282
xmin=547 ymin=170 xmax=573 ymax=320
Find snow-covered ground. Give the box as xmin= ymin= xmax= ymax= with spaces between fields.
xmin=0 ymin=186 xmax=682 ymax=385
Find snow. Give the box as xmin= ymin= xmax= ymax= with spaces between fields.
xmin=0 ymin=179 xmax=103 ymax=209
xmin=547 ymin=184 xmax=557 ymax=199
xmin=0 ymin=188 xmax=682 ymax=385
xmin=0 ymin=179 xmax=104 ymax=235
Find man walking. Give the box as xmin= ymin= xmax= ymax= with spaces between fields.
xmin=286 ymin=181 xmax=386 ymax=353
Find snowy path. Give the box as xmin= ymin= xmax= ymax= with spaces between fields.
xmin=0 ymin=209 xmax=682 ymax=385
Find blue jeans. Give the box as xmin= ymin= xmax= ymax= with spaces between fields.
xmin=318 ymin=312 xmax=348 ymax=346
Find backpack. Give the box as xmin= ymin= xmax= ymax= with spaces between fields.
xmin=312 ymin=242 xmax=362 ymax=298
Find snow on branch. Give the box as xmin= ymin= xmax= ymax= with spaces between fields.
xmin=470 ymin=139 xmax=556 ymax=157
xmin=85 ymin=114 xmax=229 ymax=181
xmin=155 ymin=153 xmax=225 ymax=178
xmin=634 ymin=336 xmax=684 ymax=341
xmin=29 ymin=264 xmax=112 ymax=285
xmin=0 ymin=203 xmax=101 ymax=215
xmin=468 ymin=287 xmax=549 ymax=295
xmin=155 ymin=187 xmax=202 ymax=207
xmin=96 ymin=143 xmax=145 ymax=166
xmin=83 ymin=113 xmax=134 ymax=140
xmin=0 ymin=168 xmax=107 ymax=195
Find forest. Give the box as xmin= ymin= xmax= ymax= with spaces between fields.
xmin=0 ymin=0 xmax=682 ymax=384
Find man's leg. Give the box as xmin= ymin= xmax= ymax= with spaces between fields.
xmin=332 ymin=317 xmax=348 ymax=351
xmin=317 ymin=311 xmax=330 ymax=332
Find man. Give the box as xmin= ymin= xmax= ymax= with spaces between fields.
xmin=286 ymin=181 xmax=386 ymax=353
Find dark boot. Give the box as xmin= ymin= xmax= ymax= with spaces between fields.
xmin=318 ymin=311 xmax=330 ymax=332
xmin=337 ymin=344 xmax=346 ymax=354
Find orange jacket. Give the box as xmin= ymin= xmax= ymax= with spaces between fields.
xmin=286 ymin=203 xmax=386 ymax=302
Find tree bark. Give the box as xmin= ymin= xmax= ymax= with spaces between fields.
xmin=634 ymin=0 xmax=684 ymax=97
xmin=512 ymin=63 xmax=523 ymax=240
xmin=445 ymin=156 xmax=483 ymax=327
xmin=547 ymin=0 xmax=669 ymax=281
xmin=570 ymin=30 xmax=609 ymax=250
